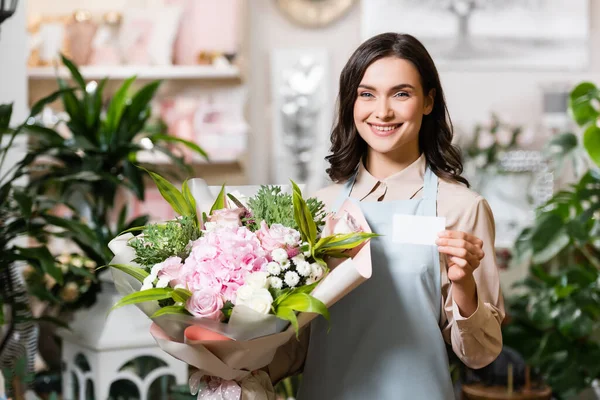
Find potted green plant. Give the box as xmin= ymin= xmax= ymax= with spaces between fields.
xmin=505 ymin=81 xmax=600 ymax=399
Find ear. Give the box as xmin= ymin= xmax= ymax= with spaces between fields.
xmin=423 ymin=88 xmax=436 ymax=116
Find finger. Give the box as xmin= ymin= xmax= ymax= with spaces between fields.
xmin=435 ymin=238 xmax=484 ymax=259
xmin=438 ymin=230 xmax=483 ymax=248
xmin=438 ymin=246 xmax=480 ymax=268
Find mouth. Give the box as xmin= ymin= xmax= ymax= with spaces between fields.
xmin=367 ymin=122 xmax=403 ymax=137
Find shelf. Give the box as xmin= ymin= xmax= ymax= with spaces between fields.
xmin=28 ymin=65 xmax=241 ymax=81
xmin=136 ymin=150 xmax=242 ymax=165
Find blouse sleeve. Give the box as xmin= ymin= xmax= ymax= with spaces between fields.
xmin=441 ymin=196 xmax=505 ymax=369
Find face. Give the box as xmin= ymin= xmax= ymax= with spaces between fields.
xmin=353 ymin=56 xmax=435 ymax=161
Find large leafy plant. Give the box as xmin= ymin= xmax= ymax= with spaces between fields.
xmin=11 ymin=55 xmax=207 ymax=269
xmin=505 ymin=81 xmax=600 ymax=399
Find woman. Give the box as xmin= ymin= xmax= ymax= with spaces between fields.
xmin=268 ymin=32 xmax=504 ymax=400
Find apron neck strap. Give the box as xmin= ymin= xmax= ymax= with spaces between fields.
xmin=422 ymin=166 xmax=438 ymax=201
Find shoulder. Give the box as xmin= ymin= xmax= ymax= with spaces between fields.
xmin=310 ymin=182 xmax=346 ymax=211
xmin=437 ymin=178 xmax=494 ymax=232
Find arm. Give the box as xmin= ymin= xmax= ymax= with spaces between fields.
xmin=437 ymin=196 xmax=505 ymax=369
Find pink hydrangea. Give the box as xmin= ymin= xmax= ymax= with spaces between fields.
xmin=179 ymin=226 xmax=268 ymax=312
xmin=256 ymin=221 xmax=301 ymax=252
xmin=156 ymin=256 xmax=184 ymax=287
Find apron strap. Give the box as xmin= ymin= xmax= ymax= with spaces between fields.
xmin=331 ymin=170 xmax=357 ymax=213
xmin=422 ymin=167 xmax=439 ymax=202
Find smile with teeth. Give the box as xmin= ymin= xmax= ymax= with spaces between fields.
xmin=368 ymin=123 xmax=403 ymax=133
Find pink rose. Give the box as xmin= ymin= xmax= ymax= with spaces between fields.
xmin=322 ymin=211 xmax=363 ymax=237
xmin=208 ymin=208 xmax=245 ymax=228
xmin=256 ymin=221 xmax=301 ymax=252
xmin=156 ymin=256 xmax=184 ymax=287
xmin=186 ymin=289 xmax=224 ymax=320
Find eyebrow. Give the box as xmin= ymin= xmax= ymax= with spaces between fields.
xmin=358 ymin=84 xmax=415 ymax=91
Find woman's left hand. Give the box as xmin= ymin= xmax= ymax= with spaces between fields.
xmin=435 ymin=230 xmax=485 ymax=284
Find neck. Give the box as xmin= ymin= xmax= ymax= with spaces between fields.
xmin=365 ymin=145 xmax=421 ymax=180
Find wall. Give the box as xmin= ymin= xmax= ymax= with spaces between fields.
xmin=0 ymin=0 xmax=28 ymax=179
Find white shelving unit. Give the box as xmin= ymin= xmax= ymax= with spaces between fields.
xmin=28 ymin=65 xmax=241 ymax=81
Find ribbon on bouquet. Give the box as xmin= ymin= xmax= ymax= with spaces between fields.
xmin=189 ymin=370 xmax=276 ymax=400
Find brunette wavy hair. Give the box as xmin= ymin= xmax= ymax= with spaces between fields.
xmin=326 ymin=32 xmax=469 ymax=187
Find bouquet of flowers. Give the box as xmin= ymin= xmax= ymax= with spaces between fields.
xmin=107 ymin=171 xmax=375 ymax=399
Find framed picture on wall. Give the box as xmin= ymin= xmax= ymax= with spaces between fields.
xmin=361 ymin=0 xmax=590 ymax=70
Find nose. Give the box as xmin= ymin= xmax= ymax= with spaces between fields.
xmin=375 ymin=98 xmax=393 ymax=120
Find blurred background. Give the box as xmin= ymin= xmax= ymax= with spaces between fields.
xmin=1 ymin=0 xmax=600 ymax=399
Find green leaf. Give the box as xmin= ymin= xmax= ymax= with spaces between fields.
xmin=276 ymin=306 xmax=299 ymax=335
xmin=145 ymin=169 xmax=194 ymax=216
xmin=583 ymin=124 xmax=600 ymax=167
xmin=0 ymin=103 xmax=12 ymax=131
xmin=12 ymin=189 xmax=33 ymax=218
xmin=227 ymin=193 xmax=246 ymax=209
xmin=104 ymin=75 xmax=136 ymax=142
xmin=150 ymin=134 xmax=209 ymax=160
xmin=61 ymin=54 xmax=86 ymax=90
xmin=291 ymin=180 xmax=317 ymax=244
xmin=210 ymin=184 xmax=227 ymax=214
xmin=110 ymin=287 xmax=173 ymax=312
xmin=24 ymin=124 xmax=65 ymax=146
xmin=123 ymin=161 xmax=145 ymax=200
xmin=530 ymin=214 xmax=570 ymax=264
xmin=150 ymin=305 xmax=188 ymax=318
xmin=16 ymin=246 xmax=63 ymax=285
xmin=276 ymin=292 xmax=330 ymax=337
xmin=569 ymin=82 xmax=600 ymax=127
xmin=171 ymin=288 xmax=192 ymax=303
xmin=182 ymin=179 xmax=197 ymax=219
xmin=315 ymin=232 xmax=378 ymax=253
xmin=30 ymin=87 xmax=76 ymax=118
xmin=108 ymin=263 xmax=150 ymax=283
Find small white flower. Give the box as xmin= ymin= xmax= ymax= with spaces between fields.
xmin=141 ymin=275 xmax=156 ymax=291
xmin=269 ymin=276 xmax=283 ymax=289
xmin=292 ymin=254 xmax=305 ymax=265
xmin=151 ymin=263 xmax=164 ymax=276
xmin=236 ymin=285 xmax=255 ymax=302
xmin=266 ymin=262 xmax=281 ymax=276
xmin=84 ymin=259 xmax=96 ymax=269
xmin=284 ymin=234 xmax=298 ymax=246
xmin=311 ymin=263 xmax=324 ymax=280
xmin=272 ymin=248 xmax=288 ymax=263
xmin=296 ymin=261 xmax=312 ymax=277
xmin=156 ymin=277 xmax=170 ymax=288
xmin=71 ymin=257 xmax=83 ymax=268
xmin=305 ymin=276 xmax=316 ymax=285
xmin=280 ymin=259 xmax=291 ymax=270
xmin=247 ymin=271 xmax=269 ymax=289
xmin=284 ymin=271 xmax=300 ymax=288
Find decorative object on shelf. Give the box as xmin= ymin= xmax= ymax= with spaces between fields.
xmin=88 ymin=11 xmax=122 ymax=66
xmin=28 ymin=15 xmax=68 ymax=67
xmin=170 ymin=0 xmax=241 ymax=65
xmin=275 ymin=0 xmax=356 ymax=28
xmin=119 ymin=5 xmax=182 ymax=66
xmin=361 ymin=0 xmax=590 ymax=70
xmin=0 ymin=0 xmax=18 ymax=31
xmin=271 ymin=48 xmax=331 ymax=191
xmin=64 ymin=10 xmax=97 ymax=67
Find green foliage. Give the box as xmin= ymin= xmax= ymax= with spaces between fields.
xmin=246 ymin=185 xmax=326 ymax=232
xmin=128 ymin=216 xmax=200 ymax=267
xmin=568 ymin=82 xmax=600 ymax=167
xmin=503 ymin=265 xmax=600 ymax=399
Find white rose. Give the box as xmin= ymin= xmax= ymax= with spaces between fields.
xmin=156 ymin=277 xmax=170 ymax=288
xmin=296 ymin=261 xmax=312 ymax=277
xmin=141 ymin=275 xmax=156 ymax=291
xmin=284 ymin=271 xmax=300 ymax=288
xmin=496 ymin=127 xmax=514 ymax=147
xmin=269 ymin=277 xmax=283 ymax=289
xmin=246 ymin=271 xmax=269 ymax=289
xmin=236 ymin=285 xmax=255 ymax=302
xmin=311 ymin=263 xmax=324 ymax=280
xmin=239 ymin=288 xmax=273 ymax=315
xmin=271 ymin=248 xmax=288 ymax=263
xmin=266 ymin=262 xmax=281 ymax=276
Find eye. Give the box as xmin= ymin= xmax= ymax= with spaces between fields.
xmin=394 ymin=92 xmax=409 ymax=98
xmin=359 ymin=92 xmax=374 ymax=98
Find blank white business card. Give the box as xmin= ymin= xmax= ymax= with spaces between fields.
xmin=392 ymin=214 xmax=446 ymax=246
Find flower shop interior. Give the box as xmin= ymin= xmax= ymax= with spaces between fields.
xmin=1 ymin=0 xmax=600 ymax=399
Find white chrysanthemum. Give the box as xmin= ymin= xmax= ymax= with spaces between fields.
xmin=284 ymin=271 xmax=300 ymax=288
xmin=271 ymin=248 xmax=288 ymax=263
xmin=311 ymin=263 xmax=324 ymax=279
xmin=292 ymin=254 xmax=305 ymax=265
xmin=296 ymin=261 xmax=312 ymax=277
xmin=269 ymin=276 xmax=283 ymax=290
xmin=280 ymin=259 xmax=291 ymax=270
xmin=266 ymin=262 xmax=281 ymax=276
